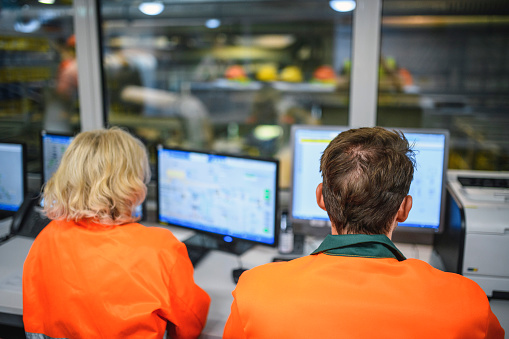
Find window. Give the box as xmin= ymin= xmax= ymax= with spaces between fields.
xmin=378 ymin=0 xmax=509 ymax=171
xmin=0 ymin=1 xmax=80 ymax=174
xmin=99 ymin=0 xmax=354 ymax=187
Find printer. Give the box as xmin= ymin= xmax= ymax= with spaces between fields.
xmin=434 ymin=170 xmax=509 ymax=298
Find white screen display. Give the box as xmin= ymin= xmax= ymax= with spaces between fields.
xmin=157 ymin=147 xmax=278 ymax=245
xmin=291 ymin=126 xmax=448 ymax=230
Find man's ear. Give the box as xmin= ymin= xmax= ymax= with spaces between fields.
xmin=316 ymin=183 xmax=327 ymax=211
xmin=396 ymin=195 xmax=413 ymax=223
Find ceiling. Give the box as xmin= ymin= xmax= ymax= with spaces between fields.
xmin=4 ymin=0 xmax=509 ymax=16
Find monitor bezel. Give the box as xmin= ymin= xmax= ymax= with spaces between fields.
xmin=288 ymin=124 xmax=450 ymax=236
xmin=0 ymin=141 xmax=27 ymax=217
xmin=156 ymin=145 xmax=280 ymax=248
xmin=40 ymin=130 xmax=76 ymax=185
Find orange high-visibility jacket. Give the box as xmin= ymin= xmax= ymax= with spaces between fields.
xmin=23 ymin=220 xmax=210 ymax=339
xmin=223 ymin=234 xmax=504 ymax=339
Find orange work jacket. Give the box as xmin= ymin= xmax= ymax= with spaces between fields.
xmin=23 ymin=220 xmax=210 ymax=339
xmin=223 ymin=234 xmax=504 ymax=339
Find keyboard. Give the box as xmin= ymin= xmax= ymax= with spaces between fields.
xmin=16 ymin=209 xmax=51 ymax=238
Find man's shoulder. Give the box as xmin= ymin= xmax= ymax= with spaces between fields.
xmin=404 ymin=258 xmax=487 ymax=297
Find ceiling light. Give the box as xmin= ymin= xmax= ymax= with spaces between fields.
xmin=329 ymin=0 xmax=356 ymax=12
xmin=14 ymin=19 xmax=41 ymax=33
xmin=139 ymin=2 xmax=164 ymax=16
xmin=253 ymin=125 xmax=283 ymax=141
xmin=39 ymin=0 xmax=55 ymax=4
xmin=205 ymin=19 xmax=221 ymax=29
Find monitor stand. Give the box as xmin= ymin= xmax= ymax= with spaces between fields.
xmin=183 ymin=233 xmax=255 ymax=267
xmin=0 ymin=211 xmax=14 ymax=221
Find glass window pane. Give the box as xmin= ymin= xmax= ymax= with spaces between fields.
xmin=0 ymin=1 xmax=80 ymax=176
xmin=99 ymin=0 xmax=353 ymax=187
xmin=378 ymin=1 xmax=509 ymax=171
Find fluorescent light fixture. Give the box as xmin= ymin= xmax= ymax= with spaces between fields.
xmin=329 ymin=0 xmax=356 ymax=12
xmin=39 ymin=0 xmax=55 ymax=4
xmin=236 ymin=35 xmax=295 ymax=49
xmin=139 ymin=2 xmax=164 ymax=16
xmin=253 ymin=125 xmax=283 ymax=141
xmin=205 ymin=18 xmax=221 ymax=29
xmin=14 ymin=19 xmax=41 ymax=33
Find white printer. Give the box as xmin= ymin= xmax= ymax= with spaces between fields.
xmin=434 ymin=170 xmax=509 ymax=298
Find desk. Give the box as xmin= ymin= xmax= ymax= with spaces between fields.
xmin=0 ymin=236 xmax=32 ymax=327
xmin=2 ymin=223 xmax=505 ymax=338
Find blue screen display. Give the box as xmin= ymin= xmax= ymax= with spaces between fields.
xmin=42 ymin=132 xmax=75 ymax=183
xmin=0 ymin=143 xmax=24 ymax=212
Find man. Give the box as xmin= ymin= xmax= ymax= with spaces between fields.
xmin=223 ymin=127 xmax=504 ymax=339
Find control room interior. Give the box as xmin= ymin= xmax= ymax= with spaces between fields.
xmin=0 ymin=0 xmax=508 ymax=337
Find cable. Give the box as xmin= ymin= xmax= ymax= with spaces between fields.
xmin=236 ymin=254 xmax=243 ymax=268
xmin=412 ymin=243 xmax=420 ymax=260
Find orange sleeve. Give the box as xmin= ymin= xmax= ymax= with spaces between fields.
xmin=161 ymin=241 xmax=211 ymax=339
xmin=485 ymin=308 xmax=505 ymax=339
xmin=223 ymin=290 xmax=247 ymax=339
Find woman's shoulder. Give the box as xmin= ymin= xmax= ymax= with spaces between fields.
xmin=125 ymin=223 xmax=182 ymax=246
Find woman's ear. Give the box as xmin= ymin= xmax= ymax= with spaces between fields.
xmin=316 ymin=183 xmax=327 ymax=211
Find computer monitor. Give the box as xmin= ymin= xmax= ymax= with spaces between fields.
xmin=40 ymin=130 xmax=146 ymax=220
xmin=0 ymin=142 xmax=27 ymax=219
xmin=156 ymin=145 xmax=279 ymax=256
xmin=41 ymin=130 xmax=75 ymax=184
xmin=289 ymin=125 xmax=449 ymax=238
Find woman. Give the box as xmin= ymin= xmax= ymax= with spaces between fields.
xmin=23 ymin=127 xmax=210 ymax=339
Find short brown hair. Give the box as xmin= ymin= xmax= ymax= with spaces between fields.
xmin=320 ymin=127 xmax=415 ymax=235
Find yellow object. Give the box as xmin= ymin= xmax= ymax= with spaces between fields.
xmin=256 ymin=64 xmax=278 ymax=82
xmin=280 ymin=65 xmax=303 ymax=83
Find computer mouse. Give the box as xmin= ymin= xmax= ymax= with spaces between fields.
xmin=232 ymin=268 xmax=247 ymax=284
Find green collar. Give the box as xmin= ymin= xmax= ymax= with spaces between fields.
xmin=311 ymin=234 xmax=406 ymax=261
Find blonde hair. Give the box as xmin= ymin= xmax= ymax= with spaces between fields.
xmin=43 ymin=127 xmax=151 ymax=225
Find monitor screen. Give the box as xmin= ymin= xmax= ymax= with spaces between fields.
xmin=157 ymin=146 xmax=279 ymax=248
xmin=41 ymin=131 xmax=75 ymax=184
xmin=40 ymin=130 xmax=146 ymax=220
xmin=0 ymin=142 xmax=26 ymax=217
xmin=289 ymin=125 xmax=449 ymax=235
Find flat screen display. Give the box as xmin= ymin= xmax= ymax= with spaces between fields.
xmin=0 ymin=142 xmax=26 ymax=216
xmin=157 ymin=146 xmax=279 ymax=246
xmin=290 ymin=125 xmax=449 ymax=233
xmin=41 ymin=131 xmax=75 ymax=184
xmin=41 ymin=131 xmax=145 ymax=220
